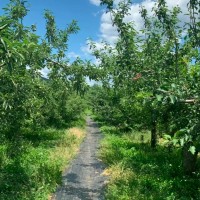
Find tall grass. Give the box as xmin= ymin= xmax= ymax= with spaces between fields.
xmin=99 ymin=126 xmax=200 ymax=200
xmin=0 ymin=127 xmax=85 ymax=200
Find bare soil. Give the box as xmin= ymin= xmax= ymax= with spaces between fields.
xmin=52 ymin=117 xmax=107 ymax=200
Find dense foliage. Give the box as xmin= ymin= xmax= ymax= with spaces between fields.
xmin=87 ymin=0 xmax=200 ymax=175
xmin=100 ymin=126 xmax=200 ymax=200
xmin=0 ymin=0 xmax=88 ymax=135
xmin=0 ymin=0 xmax=87 ymax=198
xmin=1 ymin=0 xmax=200 ymax=198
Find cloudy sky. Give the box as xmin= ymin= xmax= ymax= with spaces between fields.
xmin=0 ymin=0 xmax=189 ymax=63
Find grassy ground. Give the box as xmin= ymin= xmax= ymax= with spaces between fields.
xmin=99 ymin=126 xmax=200 ymax=200
xmin=0 ymin=127 xmax=85 ymax=200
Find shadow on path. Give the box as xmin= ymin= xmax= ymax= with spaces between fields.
xmin=52 ymin=117 xmax=107 ymax=200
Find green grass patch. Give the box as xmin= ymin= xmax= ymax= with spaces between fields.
xmin=0 ymin=127 xmax=85 ymax=200
xmin=100 ymin=126 xmax=200 ymax=200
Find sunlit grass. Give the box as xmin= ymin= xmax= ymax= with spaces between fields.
xmin=0 ymin=127 xmax=85 ymax=200
xmin=100 ymin=126 xmax=200 ymax=200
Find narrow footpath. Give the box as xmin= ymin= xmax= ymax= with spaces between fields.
xmin=52 ymin=117 xmax=107 ymax=200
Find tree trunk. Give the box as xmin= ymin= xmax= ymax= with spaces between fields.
xmin=183 ymin=142 xmax=198 ymax=175
xmin=151 ymin=108 xmax=157 ymax=148
xmin=151 ymin=120 xmax=157 ymax=148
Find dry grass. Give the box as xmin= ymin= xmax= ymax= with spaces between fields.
xmin=50 ymin=127 xmax=85 ymax=172
xmin=102 ymin=168 xmax=112 ymax=176
xmin=102 ymin=164 xmax=135 ymax=184
xmin=49 ymin=127 xmax=85 ymax=200
xmin=68 ymin=127 xmax=85 ymax=139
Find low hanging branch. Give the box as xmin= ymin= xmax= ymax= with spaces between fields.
xmin=179 ymin=99 xmax=196 ymax=104
xmin=155 ymin=88 xmax=198 ymax=104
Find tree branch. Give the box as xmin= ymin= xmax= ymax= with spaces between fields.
xmin=46 ymin=58 xmax=69 ymax=68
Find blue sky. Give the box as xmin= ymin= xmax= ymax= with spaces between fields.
xmin=0 ymin=0 xmax=105 ymax=61
xmin=0 ymin=0 xmax=188 ymax=64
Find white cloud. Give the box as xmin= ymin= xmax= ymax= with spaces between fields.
xmin=81 ymin=41 xmax=92 ymax=55
xmin=128 ymin=0 xmax=189 ymax=32
xmin=89 ymin=0 xmax=125 ymax=6
xmin=100 ymin=12 xmax=118 ymax=43
xmin=68 ymin=51 xmax=80 ymax=59
xmin=81 ymin=39 xmax=107 ymax=55
xmin=84 ymin=0 xmax=190 ymax=62
xmin=98 ymin=0 xmax=189 ymax=43
xmin=94 ymin=58 xmax=101 ymax=65
xmin=89 ymin=0 xmax=101 ymax=6
xmin=125 ymin=0 xmax=155 ymax=33
xmin=39 ymin=66 xmax=49 ymax=78
xmin=81 ymin=38 xmax=116 ymax=65
xmin=165 ymin=0 xmax=189 ymax=24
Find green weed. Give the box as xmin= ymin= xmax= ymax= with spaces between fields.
xmin=100 ymin=126 xmax=200 ymax=200
xmin=0 ymin=127 xmax=85 ymax=200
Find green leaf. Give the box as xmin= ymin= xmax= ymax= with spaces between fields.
xmin=0 ymin=38 xmax=7 ymax=50
xmin=0 ymin=23 xmax=8 ymax=31
xmin=180 ymin=138 xmax=184 ymax=146
xmin=152 ymin=100 xmax=157 ymax=107
xmin=189 ymin=146 xmax=196 ymax=155
xmin=172 ymin=139 xmax=178 ymax=145
xmin=171 ymin=83 xmax=176 ymax=88
xmin=163 ymin=134 xmax=171 ymax=140
xmin=3 ymin=101 xmax=8 ymax=110
xmin=184 ymin=134 xmax=189 ymax=142
xmin=169 ymin=95 xmax=175 ymax=104
xmin=156 ymin=94 xmax=163 ymax=102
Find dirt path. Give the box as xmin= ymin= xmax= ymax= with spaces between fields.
xmin=52 ymin=117 xmax=107 ymax=200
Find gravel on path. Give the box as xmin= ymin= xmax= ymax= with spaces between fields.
xmin=52 ymin=117 xmax=107 ymax=200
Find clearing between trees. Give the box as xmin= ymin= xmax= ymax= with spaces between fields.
xmin=52 ymin=117 xmax=107 ymax=200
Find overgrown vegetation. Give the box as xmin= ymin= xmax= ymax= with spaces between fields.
xmin=1 ymin=0 xmax=200 ymax=199
xmin=0 ymin=0 xmax=87 ymax=199
xmin=88 ymin=0 xmax=200 ymax=176
xmin=100 ymin=126 xmax=200 ymax=200
xmin=86 ymin=0 xmax=200 ymax=198
xmin=0 ymin=127 xmax=85 ymax=199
